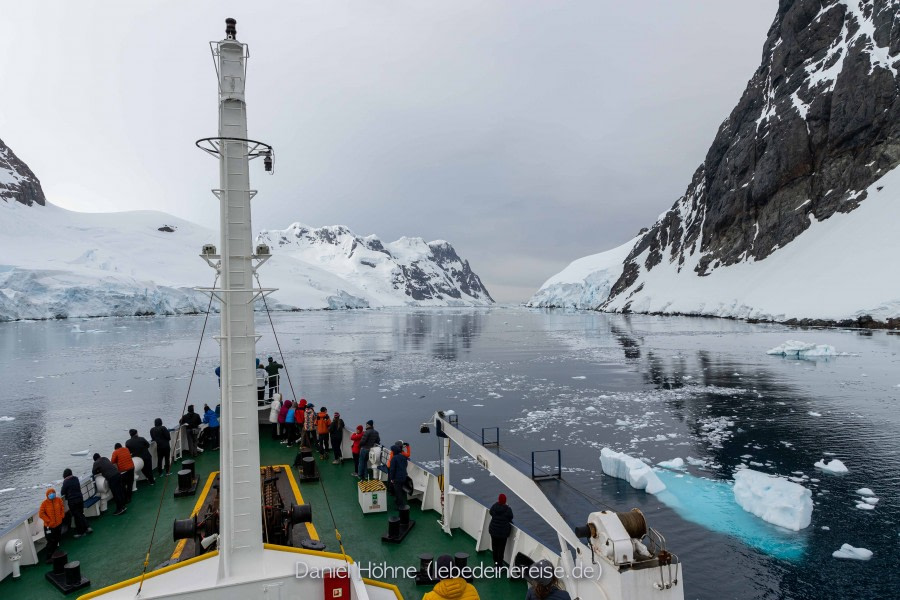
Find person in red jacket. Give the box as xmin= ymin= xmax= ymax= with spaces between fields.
xmin=39 ymin=488 xmax=65 ymax=562
xmin=350 ymin=425 xmax=364 ymax=477
xmin=111 ymin=442 xmax=135 ymax=504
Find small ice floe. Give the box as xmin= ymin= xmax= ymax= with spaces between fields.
xmin=571 ymin=376 xmax=586 ymax=380
xmin=0 ymin=416 xmax=15 ymax=422
xmin=685 ymin=456 xmax=707 ymax=467
xmin=821 ymin=526 xmax=830 ymax=530
xmin=70 ymin=450 xmax=89 ymax=456
xmin=862 ymin=498 xmax=878 ymax=505
xmin=657 ymin=458 xmax=685 ymax=470
xmin=832 ymin=544 xmax=872 ymax=560
xmin=814 ymin=458 xmax=848 ymax=474
xmin=767 ymin=341 xmax=836 ymax=358
xmin=460 ymin=478 xmax=475 ymax=484
xmin=0 ymin=488 xmax=15 ymax=494
xmin=808 ymin=412 xmax=822 ymax=417
xmin=123 ymin=390 xmax=133 ymax=393
xmin=600 ymin=448 xmax=666 ymax=494
xmin=855 ymin=502 xmax=875 ymax=510
xmin=732 ymin=469 xmax=813 ymax=531
xmin=856 ymin=488 xmax=875 ymax=496
xmin=585 ymin=406 xmax=598 ymax=412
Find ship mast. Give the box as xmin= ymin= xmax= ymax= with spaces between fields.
xmin=197 ymin=17 xmax=274 ymax=582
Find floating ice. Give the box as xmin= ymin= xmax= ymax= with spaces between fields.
xmin=657 ymin=458 xmax=685 ymax=470
xmin=862 ymin=497 xmax=878 ymax=505
xmin=855 ymin=503 xmax=875 ymax=510
xmin=70 ymin=450 xmax=89 ymax=456
xmin=0 ymin=488 xmax=14 ymax=494
xmin=814 ymin=459 xmax=848 ymax=473
xmin=856 ymin=488 xmax=875 ymax=496
xmin=571 ymin=376 xmax=586 ymax=380
xmin=732 ymin=469 xmax=813 ymax=531
xmin=460 ymin=478 xmax=475 ymax=484
xmin=767 ymin=341 xmax=836 ymax=358
xmin=0 ymin=416 xmax=14 ymax=422
xmin=808 ymin=412 xmax=822 ymax=417
xmin=832 ymin=544 xmax=872 ymax=560
xmin=685 ymin=456 xmax=707 ymax=467
xmin=600 ymin=448 xmax=666 ymax=494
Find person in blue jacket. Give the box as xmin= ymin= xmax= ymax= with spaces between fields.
xmin=388 ymin=441 xmax=409 ymax=509
xmin=202 ymin=404 xmax=220 ymax=450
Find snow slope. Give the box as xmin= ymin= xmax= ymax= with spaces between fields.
xmin=529 ymin=167 xmax=900 ymax=322
xmin=0 ymin=201 xmax=492 ymax=321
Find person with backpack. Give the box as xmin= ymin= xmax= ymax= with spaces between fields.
xmin=328 ymin=411 xmax=345 ymax=464
xmin=315 ymin=406 xmax=331 ymax=459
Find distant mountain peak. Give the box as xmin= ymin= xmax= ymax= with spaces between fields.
xmin=0 ymin=137 xmax=45 ymax=207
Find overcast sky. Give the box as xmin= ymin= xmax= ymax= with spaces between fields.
xmin=0 ymin=1 xmax=775 ymax=303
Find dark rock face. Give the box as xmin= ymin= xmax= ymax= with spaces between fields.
xmin=0 ymin=137 xmax=46 ymax=207
xmin=608 ymin=0 xmax=900 ymax=300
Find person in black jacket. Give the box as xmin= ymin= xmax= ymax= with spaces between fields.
xmin=126 ymin=429 xmax=154 ymax=485
xmin=489 ymin=493 xmax=513 ymax=567
xmin=356 ymin=420 xmax=380 ymax=479
xmin=179 ymin=405 xmax=202 ymax=457
xmin=264 ymin=356 xmax=283 ymax=399
xmin=328 ymin=411 xmax=345 ymax=464
xmin=92 ymin=453 xmax=126 ymax=516
xmin=60 ymin=468 xmax=92 ymax=537
xmin=387 ymin=442 xmax=409 ymax=509
xmin=150 ymin=418 xmax=171 ymax=476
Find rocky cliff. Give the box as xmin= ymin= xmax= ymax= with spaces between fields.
xmin=532 ymin=0 xmax=900 ymax=325
xmin=0 ymin=137 xmax=45 ymax=207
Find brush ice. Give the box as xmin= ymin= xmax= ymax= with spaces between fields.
xmin=600 ymin=448 xmax=666 ymax=494
xmin=832 ymin=544 xmax=873 ymax=560
xmin=732 ymin=469 xmax=813 ymax=531
xmin=814 ymin=458 xmax=848 ymax=473
xmin=657 ymin=458 xmax=685 ymax=470
xmin=767 ymin=341 xmax=836 ymax=357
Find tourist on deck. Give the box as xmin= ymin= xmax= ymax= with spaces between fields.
xmin=39 ymin=488 xmax=65 ymax=563
xmin=525 ymin=559 xmax=570 ymax=600
xmin=268 ymin=394 xmax=282 ymax=440
xmin=423 ymin=554 xmax=480 ymax=600
xmin=316 ymin=406 xmax=331 ymax=459
xmin=387 ymin=441 xmax=411 ymax=468
xmin=111 ymin=442 xmax=135 ymax=503
xmin=356 ymin=420 xmax=380 ymax=479
xmin=301 ymin=402 xmax=316 ymax=449
xmin=329 ymin=411 xmax=345 ymax=464
xmin=179 ymin=405 xmax=202 ymax=458
xmin=203 ymin=404 xmax=220 ymax=450
xmin=256 ymin=361 xmax=268 ymax=402
xmin=265 ymin=356 xmax=283 ymax=399
xmin=60 ymin=469 xmax=92 ymax=537
xmin=284 ymin=399 xmax=297 ymax=446
xmin=350 ymin=425 xmax=363 ymax=474
xmin=92 ymin=453 xmax=126 ymax=515
xmin=489 ymin=493 xmax=514 ymax=568
xmin=277 ymin=398 xmax=292 ymax=443
xmin=388 ymin=442 xmax=409 ymax=509
xmin=215 ymin=365 xmax=221 ymax=388
xmin=126 ymin=428 xmax=155 ymax=485
xmin=150 ymin=418 xmax=171 ymax=476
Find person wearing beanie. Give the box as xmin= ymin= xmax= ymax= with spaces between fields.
xmin=268 ymin=394 xmax=283 ymax=440
xmin=60 ymin=468 xmax=92 ymax=537
xmin=423 ymin=553 xmax=480 ymax=599
xmin=111 ymin=442 xmax=135 ymax=504
xmin=350 ymin=425 xmax=364 ymax=476
xmin=328 ymin=411 xmax=345 ymax=464
xmin=356 ymin=420 xmax=380 ymax=479
xmin=284 ymin=400 xmax=298 ymax=446
xmin=202 ymin=404 xmax=220 ymax=450
xmin=126 ymin=428 xmax=155 ymax=485
xmin=255 ymin=360 xmax=268 ymax=403
xmin=92 ymin=452 xmax=126 ymax=515
xmin=150 ymin=417 xmax=172 ymax=476
xmin=179 ymin=405 xmax=202 ymax=458
xmin=264 ymin=356 xmax=283 ymax=399
xmin=388 ymin=442 xmax=409 ymax=509
xmin=315 ymin=406 xmax=332 ymax=459
xmin=301 ymin=402 xmax=317 ymax=449
xmin=525 ymin=559 xmax=571 ymax=600
xmin=488 ymin=492 xmax=514 ymax=568
xmin=39 ymin=488 xmax=66 ymax=562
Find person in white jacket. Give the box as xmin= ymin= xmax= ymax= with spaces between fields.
xmin=268 ymin=394 xmax=282 ymax=439
xmin=256 ymin=361 xmax=268 ymax=403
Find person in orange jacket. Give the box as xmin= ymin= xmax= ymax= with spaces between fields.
xmin=111 ymin=442 xmax=135 ymax=504
xmin=386 ymin=440 xmax=411 ymax=468
xmin=315 ymin=406 xmax=332 ymax=459
xmin=423 ymin=554 xmax=480 ymax=600
xmin=39 ymin=487 xmax=66 ymax=563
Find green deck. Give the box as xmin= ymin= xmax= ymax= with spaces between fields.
xmin=2 ymin=433 xmax=526 ymax=599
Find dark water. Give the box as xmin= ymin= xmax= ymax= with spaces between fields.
xmin=1 ymin=308 xmax=898 ymax=599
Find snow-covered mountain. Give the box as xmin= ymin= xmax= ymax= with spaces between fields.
xmin=0 ymin=143 xmax=492 ymax=320
xmin=531 ymin=0 xmax=900 ymax=326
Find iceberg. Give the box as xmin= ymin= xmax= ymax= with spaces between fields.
xmin=814 ymin=458 xmax=848 ymax=473
xmin=832 ymin=544 xmax=873 ymax=560
xmin=732 ymin=469 xmax=813 ymax=531
xmin=766 ymin=341 xmax=836 ymax=358
xmin=600 ymin=448 xmax=666 ymax=494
